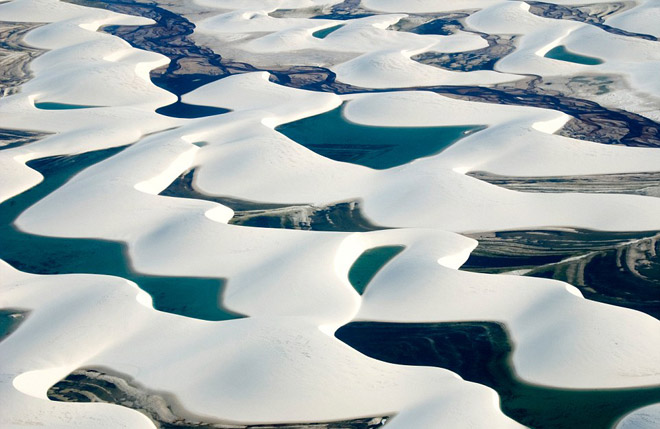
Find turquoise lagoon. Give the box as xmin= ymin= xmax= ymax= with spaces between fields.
xmin=312 ymin=24 xmax=344 ymax=39
xmin=544 ymin=46 xmax=604 ymax=65
xmin=0 ymin=149 xmax=240 ymax=322
xmin=276 ymin=105 xmax=484 ymax=169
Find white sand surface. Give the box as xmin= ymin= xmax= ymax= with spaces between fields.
xmin=2 ymin=0 xmax=659 ymax=427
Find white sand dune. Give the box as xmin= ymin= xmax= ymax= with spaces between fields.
xmin=0 ymin=0 xmax=179 ymax=202
xmin=12 ymin=73 xmax=660 ymax=391
xmin=180 ymin=81 xmax=660 ymax=231
xmin=1 ymin=0 xmax=659 ymax=427
xmin=617 ymin=403 xmax=660 ymax=429
xmin=332 ymin=47 xmax=521 ymax=88
xmin=362 ymin=0 xmax=651 ymax=14
xmin=605 ymin=0 xmax=660 ymax=39
xmin=194 ymin=0 xmax=343 ymax=11
xmin=467 ymin=1 xmax=660 ymax=120
xmin=0 ymin=261 xmax=523 ymax=428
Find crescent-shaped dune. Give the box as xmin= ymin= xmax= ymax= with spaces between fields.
xmin=1 ymin=0 xmax=659 ymax=427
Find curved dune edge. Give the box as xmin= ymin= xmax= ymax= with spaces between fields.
xmin=0 ymin=0 xmax=180 ymax=203
xmin=0 ymin=261 xmax=522 ymax=428
xmin=465 ymin=1 xmax=660 ymax=121
xmin=617 ymin=403 xmax=660 ymax=429
xmin=186 ymin=0 xmax=660 ymax=121
xmin=1 ymin=0 xmax=659 ymax=427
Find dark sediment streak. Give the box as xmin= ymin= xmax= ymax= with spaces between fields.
xmin=431 ymin=82 xmax=660 ymax=148
xmin=231 ymin=202 xmax=383 ymax=232
xmin=0 ymin=128 xmax=49 ymax=150
xmin=0 ymin=22 xmax=45 ymax=97
xmin=65 ymin=0 xmax=660 ymax=148
xmin=529 ymin=234 xmax=660 ymax=320
xmin=0 ymin=147 xmax=241 ymax=321
xmin=412 ymin=34 xmax=517 ymax=72
xmin=336 ymin=321 xmax=660 ymax=429
xmin=160 ymin=170 xmax=384 ymax=232
xmin=398 ymin=11 xmax=518 ymax=71
xmin=48 ymin=368 xmax=389 ymax=429
xmin=64 ymin=0 xmax=257 ymax=95
xmin=389 ymin=12 xmax=469 ymax=36
xmin=270 ymin=0 xmax=375 ymax=20
xmin=462 ymin=229 xmax=660 ymax=319
xmin=312 ymin=0 xmax=374 ymax=20
xmin=468 ymin=170 xmax=660 ymax=197
xmin=527 ymin=1 xmax=658 ymax=41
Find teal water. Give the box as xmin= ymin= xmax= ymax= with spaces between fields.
xmin=34 ymin=102 xmax=100 ymax=110
xmin=336 ymin=322 xmax=660 ymax=429
xmin=544 ymin=46 xmax=604 ymax=65
xmin=0 ymin=148 xmax=241 ymax=321
xmin=348 ymin=246 xmax=404 ymax=294
xmin=0 ymin=309 xmax=28 ymax=343
xmin=276 ymin=105 xmax=484 ymax=169
xmin=312 ymin=24 xmax=344 ymax=39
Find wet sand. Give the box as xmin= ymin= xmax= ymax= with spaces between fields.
xmin=48 ymin=367 xmax=389 ymax=429
xmin=462 ymin=229 xmax=660 ymax=319
xmin=0 ymin=21 xmax=44 ymax=97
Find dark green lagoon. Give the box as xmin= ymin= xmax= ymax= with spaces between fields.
xmin=276 ymin=105 xmax=484 ymax=169
xmin=336 ymin=321 xmax=660 ymax=429
xmin=348 ymin=246 xmax=404 ymax=294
